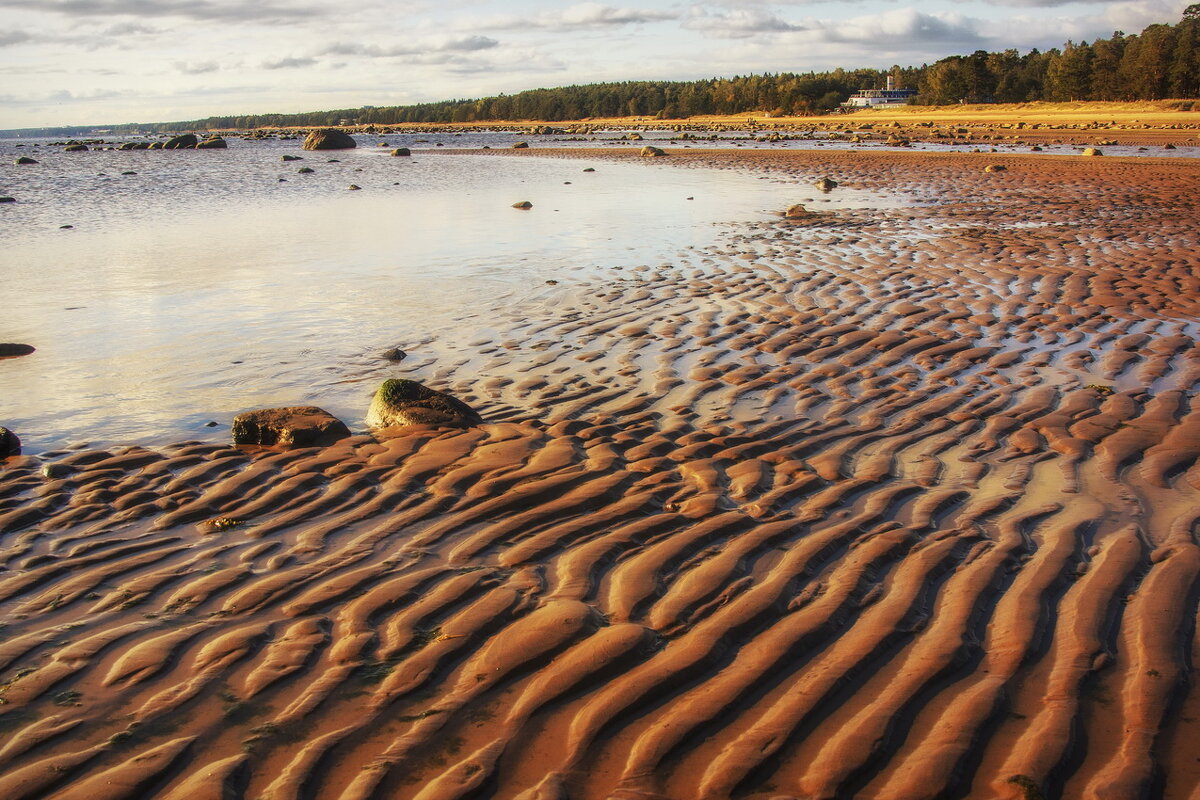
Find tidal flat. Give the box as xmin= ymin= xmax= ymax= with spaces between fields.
xmin=0 ymin=136 xmax=1199 ymax=800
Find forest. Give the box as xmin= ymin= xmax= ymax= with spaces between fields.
xmin=85 ymin=6 xmax=1200 ymax=133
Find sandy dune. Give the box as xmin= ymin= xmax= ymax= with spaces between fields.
xmin=1 ymin=148 xmax=1199 ymax=800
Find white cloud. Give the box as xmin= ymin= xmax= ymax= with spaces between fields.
xmin=683 ymin=7 xmax=807 ymax=38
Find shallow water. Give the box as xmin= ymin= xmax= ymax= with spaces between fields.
xmin=1 ymin=139 xmax=897 ymax=453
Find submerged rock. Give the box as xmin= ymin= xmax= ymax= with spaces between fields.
xmin=164 ymin=134 xmax=199 ymax=149
xmin=365 ymin=379 xmax=482 ymax=430
xmin=231 ymin=406 xmax=351 ymax=447
xmin=0 ymin=427 xmax=19 ymax=457
xmin=302 ymin=129 xmax=356 ymax=150
xmin=0 ymin=343 xmax=35 ymax=357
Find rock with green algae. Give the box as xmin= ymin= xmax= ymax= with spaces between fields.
xmin=231 ymin=406 xmax=351 ymax=447
xmin=0 ymin=427 xmax=19 ymax=457
xmin=365 ymin=379 xmax=482 ymax=431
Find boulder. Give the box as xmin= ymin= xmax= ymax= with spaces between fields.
xmin=196 ymin=137 xmax=227 ymax=149
xmin=390 ymin=147 xmax=411 ymax=156
xmin=282 ymin=154 xmax=302 ymax=161
xmin=64 ymin=144 xmax=88 ymax=152
xmin=513 ymin=201 xmax=533 ymax=209
xmin=627 ymin=133 xmax=644 ymax=141
xmin=512 ymin=141 xmax=530 ymax=149
xmin=164 ymin=134 xmax=199 ymax=150
xmin=640 ymin=146 xmax=667 ymax=157
xmin=784 ymin=204 xmax=808 ymax=219
xmin=148 ymin=142 xmax=164 ymax=150
xmin=0 ymin=343 xmax=35 ymax=357
xmin=15 ymin=156 xmax=38 ymax=165
xmin=365 ymin=379 xmax=482 ymax=430
xmin=0 ymin=427 xmax=19 ymax=457
xmin=984 ymin=164 xmax=1007 ymax=173
xmin=231 ymin=406 xmax=351 ymax=447
xmin=1082 ymin=147 xmax=1103 ymax=156
xmin=815 ymin=177 xmax=837 ymax=191
xmin=298 ymin=166 xmax=315 ymax=174
xmin=302 ymin=129 xmax=356 ymax=150
xmin=0 ymin=196 xmax=14 ymax=203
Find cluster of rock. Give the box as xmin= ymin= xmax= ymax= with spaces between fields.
xmin=231 ymin=379 xmax=481 ymax=447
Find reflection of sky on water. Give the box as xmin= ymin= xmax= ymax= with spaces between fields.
xmin=10 ymin=147 xmax=886 ymax=452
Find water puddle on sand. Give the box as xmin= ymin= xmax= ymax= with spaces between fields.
xmin=1 ymin=147 xmax=899 ymax=453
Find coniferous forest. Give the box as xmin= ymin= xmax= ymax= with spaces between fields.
xmin=53 ymin=7 xmax=1200 ymax=134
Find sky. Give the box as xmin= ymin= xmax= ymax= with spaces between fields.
xmin=0 ymin=0 xmax=1192 ymax=128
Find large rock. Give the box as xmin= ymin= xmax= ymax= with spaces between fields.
xmin=815 ymin=177 xmax=838 ymax=191
xmin=231 ymin=406 xmax=351 ymax=446
xmin=302 ymin=129 xmax=357 ymax=150
xmin=0 ymin=427 xmax=19 ymax=457
xmin=640 ymin=146 xmax=667 ymax=157
xmin=164 ymin=134 xmax=199 ymax=149
xmin=365 ymin=379 xmax=482 ymax=430
xmin=15 ymin=156 xmax=38 ymax=165
xmin=0 ymin=343 xmax=35 ymax=357
xmin=196 ymin=137 xmax=227 ymax=149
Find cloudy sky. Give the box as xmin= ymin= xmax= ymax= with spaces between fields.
xmin=0 ymin=0 xmax=1191 ymax=128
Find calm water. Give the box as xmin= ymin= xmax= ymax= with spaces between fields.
xmin=0 ymin=135 xmax=895 ymax=453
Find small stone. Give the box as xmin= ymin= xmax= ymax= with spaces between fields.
xmin=984 ymin=164 xmax=1007 ymax=172
xmin=298 ymin=167 xmax=315 ymax=174
xmin=784 ymin=204 xmax=808 ymax=219
xmin=231 ymin=406 xmax=351 ymax=447
xmin=583 ymin=167 xmax=595 ymax=172
xmin=512 ymin=141 xmax=529 ymax=149
xmin=42 ymin=463 xmax=72 ymax=479
xmin=381 ymin=347 xmax=407 ymax=361
xmin=64 ymin=144 xmax=88 ymax=152
xmin=390 ymin=147 xmax=411 ymax=156
xmin=282 ymin=155 xmax=302 ymax=161
xmin=1082 ymin=147 xmax=1103 ymax=156
xmin=60 ymin=225 xmax=73 ymax=229
xmin=0 ymin=196 xmax=15 ymax=203
xmin=815 ymin=177 xmax=837 ymax=191
xmin=14 ymin=156 xmax=38 ymax=165
xmin=347 ymin=184 xmax=361 ymax=190
xmin=204 ymin=421 xmax=219 ymax=428
xmin=513 ymin=201 xmax=533 ymax=209
xmin=640 ymin=146 xmax=667 ymax=157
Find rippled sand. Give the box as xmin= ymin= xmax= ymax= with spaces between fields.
xmin=1 ymin=148 xmax=1199 ymax=800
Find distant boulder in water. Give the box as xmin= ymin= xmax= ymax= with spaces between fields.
xmin=302 ymin=129 xmax=357 ymax=150
xmin=164 ymin=134 xmax=199 ymax=149
xmin=390 ymin=147 xmax=411 ymax=156
xmin=512 ymin=141 xmax=530 ymax=149
xmin=14 ymin=156 xmax=38 ymax=165
xmin=196 ymin=136 xmax=227 ymax=149
xmin=64 ymin=144 xmax=88 ymax=152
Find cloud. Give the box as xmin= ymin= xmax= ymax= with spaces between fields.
xmin=0 ymin=0 xmax=320 ymax=23
xmin=0 ymin=29 xmax=32 ymax=46
xmin=261 ymin=56 xmax=318 ymax=70
xmin=472 ymin=3 xmax=678 ymax=31
xmin=324 ymin=35 xmax=499 ymax=58
xmin=683 ymin=8 xmax=807 ymax=38
xmin=819 ymin=8 xmax=983 ymax=45
xmin=173 ymin=60 xmax=220 ymax=74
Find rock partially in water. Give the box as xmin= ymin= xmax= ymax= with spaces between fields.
xmin=282 ymin=155 xmax=302 ymax=161
xmin=390 ymin=147 xmax=411 ymax=156
xmin=196 ymin=137 xmax=228 ymax=149
xmin=14 ymin=156 xmax=38 ymax=165
xmin=64 ymin=144 xmax=88 ymax=152
xmin=380 ymin=347 xmax=407 ymax=361
xmin=231 ymin=406 xmax=351 ymax=447
xmin=302 ymin=129 xmax=356 ymax=150
xmin=0 ymin=343 xmax=35 ymax=357
xmin=366 ymin=379 xmax=483 ymax=431
xmin=512 ymin=141 xmax=530 ymax=149
xmin=347 ymin=184 xmax=361 ymax=190
xmin=815 ymin=177 xmax=838 ymax=191
xmin=148 ymin=142 xmax=164 ymax=150
xmin=1082 ymin=147 xmax=1104 ymax=156
xmin=640 ymin=146 xmax=667 ymax=157
xmin=164 ymin=134 xmax=199 ymax=150
xmin=0 ymin=427 xmax=19 ymax=457
xmin=784 ymin=204 xmax=809 ymax=219
xmin=513 ymin=201 xmax=533 ymax=209
xmin=0 ymin=196 xmax=15 ymax=203
xmin=298 ymin=167 xmax=315 ymax=174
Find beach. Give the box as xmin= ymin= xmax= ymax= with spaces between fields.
xmin=1 ymin=142 xmax=1199 ymax=799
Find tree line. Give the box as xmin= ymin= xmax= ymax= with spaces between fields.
xmin=30 ymin=6 xmax=1200 ymax=136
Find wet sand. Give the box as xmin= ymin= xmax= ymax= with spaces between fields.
xmin=1 ymin=147 xmax=1199 ymax=800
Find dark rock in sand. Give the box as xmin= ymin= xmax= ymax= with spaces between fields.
xmin=64 ymin=144 xmax=88 ymax=152
xmin=231 ymin=406 xmax=351 ymax=447
xmin=390 ymin=147 xmax=411 ymax=156
xmin=0 ymin=343 xmax=35 ymax=357
xmin=984 ymin=164 xmax=1007 ymax=173
xmin=640 ymin=146 xmax=667 ymax=157
xmin=164 ymin=134 xmax=199 ymax=150
xmin=381 ymin=347 xmax=407 ymax=361
xmin=367 ymin=379 xmax=483 ymax=430
xmin=1164 ymin=143 xmax=1177 ymax=150
xmin=0 ymin=427 xmax=19 ymax=457
xmin=196 ymin=137 xmax=227 ymax=149
xmin=15 ymin=156 xmax=38 ymax=165
xmin=302 ymin=129 xmax=356 ymax=150
xmin=513 ymin=201 xmax=533 ymax=209
xmin=815 ymin=177 xmax=837 ymax=191
xmin=282 ymin=155 xmax=302 ymax=161
xmin=512 ymin=141 xmax=530 ymax=149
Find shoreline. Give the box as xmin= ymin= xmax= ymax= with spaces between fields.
xmin=1 ymin=145 xmax=1199 ymax=799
